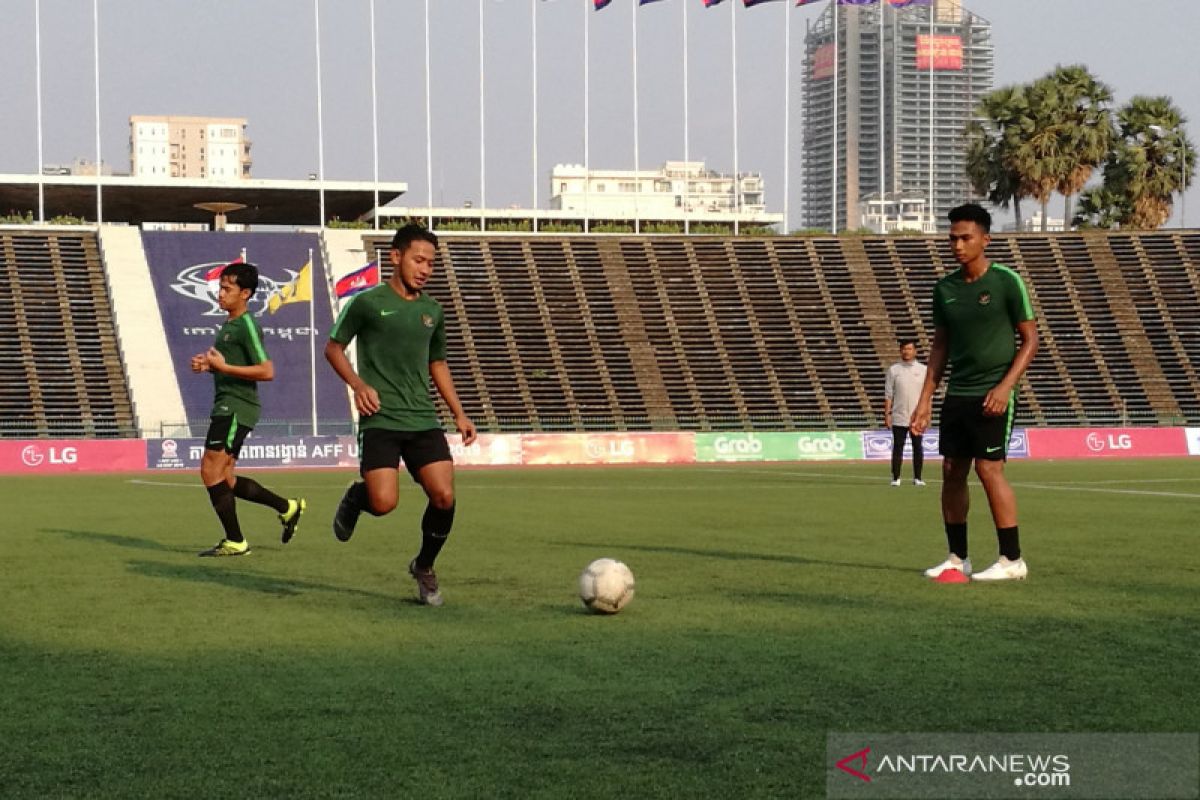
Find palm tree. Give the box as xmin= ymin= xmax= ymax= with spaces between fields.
xmin=964 ymin=85 xmax=1029 ymax=230
xmin=1046 ymin=65 xmax=1115 ymax=228
xmin=1008 ymin=76 xmax=1074 ymax=231
xmin=1071 ymin=186 xmax=1129 ymax=229
xmin=1107 ymin=96 xmax=1194 ymax=229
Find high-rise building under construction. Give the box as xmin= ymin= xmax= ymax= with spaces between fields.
xmin=801 ymin=0 xmax=993 ymax=232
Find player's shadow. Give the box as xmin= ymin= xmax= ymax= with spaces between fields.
xmin=126 ymin=558 xmax=396 ymax=602
xmin=557 ymin=541 xmax=913 ymax=575
xmin=41 ymin=528 xmax=197 ymax=555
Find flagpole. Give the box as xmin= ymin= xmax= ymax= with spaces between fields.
xmin=369 ymin=0 xmax=380 ymax=231
xmin=531 ymin=0 xmax=539 ymax=233
xmin=35 ymin=0 xmax=45 ymax=224
xmin=928 ymin=0 xmax=934 ymax=228
xmin=425 ymin=0 xmax=433 ymax=229
xmin=584 ymin=1 xmax=591 ymax=234
xmin=309 ymin=249 xmax=318 ymax=436
xmin=479 ymin=0 xmax=487 ymax=233
xmin=632 ymin=1 xmax=641 ymax=235
xmin=682 ymin=0 xmax=690 ymax=235
xmin=783 ymin=0 xmax=790 ymax=236
xmin=832 ymin=0 xmax=839 ymax=235
xmin=314 ymin=0 xmax=327 ymax=228
xmin=731 ymin=0 xmax=739 ymax=236
xmin=879 ymin=0 xmax=886 ymax=233
xmin=92 ymin=0 xmax=102 ymax=224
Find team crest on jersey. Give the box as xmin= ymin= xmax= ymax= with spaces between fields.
xmin=977 ymin=291 xmax=992 ymax=306
xmin=169 ymin=262 xmax=284 ymax=317
xmin=421 ymin=314 xmax=434 ymax=328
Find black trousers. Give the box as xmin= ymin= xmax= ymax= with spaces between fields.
xmin=891 ymin=425 xmax=924 ymax=480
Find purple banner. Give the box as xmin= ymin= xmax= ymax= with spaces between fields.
xmin=147 ymin=435 xmax=359 ymax=470
xmin=142 ymin=232 xmax=349 ymax=433
xmin=861 ymin=428 xmax=1029 ymax=460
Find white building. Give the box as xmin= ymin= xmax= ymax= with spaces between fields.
xmin=129 ymin=115 xmax=252 ymax=181
xmin=550 ymin=161 xmax=768 ymax=221
xmin=859 ymin=194 xmax=937 ymax=234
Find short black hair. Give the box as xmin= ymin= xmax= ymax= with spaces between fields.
xmin=898 ymin=338 xmax=917 ymax=349
xmin=947 ymin=203 xmax=992 ymax=233
xmin=391 ymin=223 xmax=439 ymax=254
xmin=220 ymin=262 xmax=259 ymax=296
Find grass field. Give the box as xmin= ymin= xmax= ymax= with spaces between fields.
xmin=3 ymin=459 xmax=1199 ymax=798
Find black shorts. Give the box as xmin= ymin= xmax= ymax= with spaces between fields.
xmin=205 ymin=416 xmax=253 ymax=458
xmin=360 ymin=428 xmax=452 ymax=480
xmin=938 ymin=394 xmax=1016 ymax=461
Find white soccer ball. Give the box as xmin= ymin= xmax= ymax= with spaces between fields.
xmin=579 ymin=558 xmax=636 ymax=614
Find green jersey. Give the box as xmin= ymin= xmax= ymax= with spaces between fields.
xmin=931 ymin=262 xmax=1035 ymax=396
xmin=329 ymin=284 xmax=447 ymax=431
xmin=210 ymin=313 xmax=269 ymax=428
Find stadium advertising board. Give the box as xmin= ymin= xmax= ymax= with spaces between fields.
xmin=141 ymin=232 xmax=348 ymax=434
xmin=521 ymin=433 xmax=694 ymax=465
xmin=695 ymin=432 xmax=863 ymax=462
xmin=1026 ymin=427 xmax=1189 ymax=459
xmin=916 ymin=34 xmax=963 ymax=70
xmin=0 ymin=439 xmax=146 ymax=474
xmin=447 ymin=434 xmax=523 ymax=466
xmin=147 ymin=436 xmax=359 ymax=470
xmin=1185 ymin=428 xmax=1200 ymax=456
xmin=861 ymin=428 xmax=1029 ymax=460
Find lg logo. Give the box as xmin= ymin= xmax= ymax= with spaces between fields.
xmin=20 ymin=445 xmax=78 ymax=467
xmin=1085 ymin=432 xmax=1132 ymax=452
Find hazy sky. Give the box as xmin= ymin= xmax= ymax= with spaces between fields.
xmin=0 ymin=0 xmax=1196 ymax=231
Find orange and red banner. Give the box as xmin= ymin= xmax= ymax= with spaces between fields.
xmin=916 ymin=34 xmax=962 ymax=70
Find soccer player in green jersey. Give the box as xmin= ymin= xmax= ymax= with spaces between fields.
xmin=910 ymin=204 xmax=1038 ymax=582
xmin=324 ymin=225 xmax=477 ymax=606
xmin=192 ymin=262 xmax=306 ymax=557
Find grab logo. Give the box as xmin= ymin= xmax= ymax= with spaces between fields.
xmin=714 ymin=434 xmax=763 ymax=455
xmin=796 ymin=434 xmax=846 ymax=455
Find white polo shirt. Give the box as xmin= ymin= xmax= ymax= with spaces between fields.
xmin=885 ymin=360 xmax=928 ymax=427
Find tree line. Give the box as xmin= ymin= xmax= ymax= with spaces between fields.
xmin=965 ymin=65 xmax=1195 ymax=231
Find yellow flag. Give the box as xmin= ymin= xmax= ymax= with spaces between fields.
xmin=267 ymin=261 xmax=313 ymax=314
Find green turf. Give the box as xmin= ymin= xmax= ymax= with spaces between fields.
xmin=3 ymin=460 xmax=1198 ymax=798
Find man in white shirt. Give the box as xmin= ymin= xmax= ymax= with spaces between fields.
xmin=884 ymin=339 xmax=928 ymax=486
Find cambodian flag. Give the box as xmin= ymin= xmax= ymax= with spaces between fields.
xmin=703 ymin=0 xmax=727 ymax=7
xmin=334 ymin=261 xmax=381 ymax=299
xmin=594 ymin=0 xmax=611 ymax=9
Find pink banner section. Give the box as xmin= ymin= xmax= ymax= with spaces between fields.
xmin=0 ymin=439 xmax=147 ymax=474
xmin=521 ymin=432 xmax=694 ymax=465
xmin=1026 ymin=427 xmax=1190 ymax=459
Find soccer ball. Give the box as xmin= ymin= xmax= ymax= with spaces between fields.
xmin=579 ymin=558 xmax=635 ymax=614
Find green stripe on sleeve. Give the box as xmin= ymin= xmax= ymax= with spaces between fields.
xmin=993 ymin=263 xmax=1036 ymax=321
xmin=243 ymin=317 xmax=269 ymax=364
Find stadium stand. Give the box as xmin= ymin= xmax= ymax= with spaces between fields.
xmin=0 ymin=229 xmax=135 ymax=437
xmin=4 ymin=227 xmax=1199 ymax=439
xmin=363 ymin=230 xmax=1200 ymax=432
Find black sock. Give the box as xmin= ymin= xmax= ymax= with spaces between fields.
xmin=945 ymin=522 xmax=967 ymax=560
xmin=234 ymin=476 xmax=289 ymax=514
xmin=207 ymin=482 xmax=243 ymax=542
xmin=415 ymin=503 xmax=455 ymax=569
xmin=997 ymin=526 xmax=1021 ymax=561
xmin=349 ymin=481 xmax=385 ymax=517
